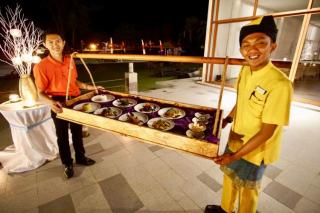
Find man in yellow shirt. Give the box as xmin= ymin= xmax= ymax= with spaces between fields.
xmin=205 ymin=16 xmax=293 ymax=213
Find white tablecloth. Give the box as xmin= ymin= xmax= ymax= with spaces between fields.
xmin=0 ymin=101 xmax=58 ymax=173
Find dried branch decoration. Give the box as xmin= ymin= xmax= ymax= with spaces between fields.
xmin=0 ymin=5 xmax=43 ymax=75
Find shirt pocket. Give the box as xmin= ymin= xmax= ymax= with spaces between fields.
xmin=248 ymin=91 xmax=267 ymax=118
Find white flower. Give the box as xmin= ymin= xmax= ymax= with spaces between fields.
xmin=9 ymin=29 xmax=22 ymax=38
xmin=21 ymin=53 xmax=33 ymax=62
xmin=32 ymin=55 xmax=41 ymax=64
xmin=12 ymin=56 xmax=22 ymax=65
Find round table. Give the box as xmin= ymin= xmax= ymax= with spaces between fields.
xmin=0 ymin=100 xmax=58 ymax=173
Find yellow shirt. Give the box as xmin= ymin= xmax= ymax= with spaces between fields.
xmin=229 ymin=61 xmax=293 ymax=165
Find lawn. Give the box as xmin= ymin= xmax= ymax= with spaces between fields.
xmin=76 ymin=60 xmax=200 ymax=92
xmin=0 ymin=60 xmax=200 ymax=102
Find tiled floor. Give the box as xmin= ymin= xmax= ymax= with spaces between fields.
xmin=0 ymin=77 xmax=320 ymax=212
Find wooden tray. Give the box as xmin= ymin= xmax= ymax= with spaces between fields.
xmin=57 ymin=90 xmax=222 ymax=158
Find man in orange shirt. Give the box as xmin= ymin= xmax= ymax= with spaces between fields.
xmin=33 ymin=32 xmax=104 ymax=179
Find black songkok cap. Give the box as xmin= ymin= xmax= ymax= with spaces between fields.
xmin=239 ymin=16 xmax=278 ymax=45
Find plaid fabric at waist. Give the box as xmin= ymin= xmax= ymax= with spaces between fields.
xmin=220 ymin=147 xmax=266 ymax=189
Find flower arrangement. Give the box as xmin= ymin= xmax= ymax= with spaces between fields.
xmin=0 ymin=5 xmax=43 ymax=104
xmin=0 ymin=5 xmax=42 ymax=76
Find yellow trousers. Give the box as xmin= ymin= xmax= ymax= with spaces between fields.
xmin=221 ymin=174 xmax=259 ymax=213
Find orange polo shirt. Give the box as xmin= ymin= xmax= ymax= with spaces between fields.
xmin=33 ymin=55 xmax=80 ymax=97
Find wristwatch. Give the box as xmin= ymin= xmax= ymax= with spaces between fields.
xmin=224 ymin=116 xmax=233 ymax=123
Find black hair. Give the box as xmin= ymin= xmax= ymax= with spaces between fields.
xmin=42 ymin=28 xmax=72 ymax=54
xmin=42 ymin=29 xmax=66 ymax=42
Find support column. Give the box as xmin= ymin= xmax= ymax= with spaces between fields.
xmin=125 ymin=62 xmax=138 ymax=94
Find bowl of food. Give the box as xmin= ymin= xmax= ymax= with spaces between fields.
xmin=158 ymin=107 xmax=185 ymax=119
xmin=192 ymin=117 xmax=209 ymax=125
xmin=186 ymin=130 xmax=205 ymax=139
xmin=73 ymin=102 xmax=101 ymax=113
xmin=94 ymin=107 xmax=122 ymax=118
xmin=113 ymin=98 xmax=137 ymax=108
xmin=147 ymin=117 xmax=174 ymax=131
xmin=195 ymin=112 xmax=211 ymax=121
xmin=134 ymin=102 xmax=160 ymax=113
xmin=118 ymin=112 xmax=148 ymax=125
xmin=91 ymin=94 xmax=115 ymax=103
xmin=188 ymin=122 xmax=206 ymax=132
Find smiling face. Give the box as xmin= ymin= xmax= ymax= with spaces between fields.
xmin=240 ymin=32 xmax=277 ymax=71
xmin=44 ymin=34 xmax=65 ymax=58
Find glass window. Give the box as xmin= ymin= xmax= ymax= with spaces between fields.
xmin=211 ymin=64 xmax=242 ymax=85
xmin=272 ymin=16 xmax=303 ymax=62
xmin=294 ymin=14 xmax=320 ymax=104
xmin=256 ymin=0 xmax=309 ymax=15
xmin=313 ymin=0 xmax=320 ymax=8
xmin=218 ymin=0 xmax=255 ymax=20
xmin=214 ymin=23 xmax=244 ymax=58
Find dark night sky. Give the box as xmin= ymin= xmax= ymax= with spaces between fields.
xmin=0 ymin=0 xmax=209 ymax=51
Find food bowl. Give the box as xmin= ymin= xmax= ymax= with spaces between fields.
xmin=195 ymin=112 xmax=211 ymax=120
xmin=188 ymin=123 xmax=206 ymax=132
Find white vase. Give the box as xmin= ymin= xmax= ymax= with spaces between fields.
xmin=19 ymin=74 xmax=38 ymax=101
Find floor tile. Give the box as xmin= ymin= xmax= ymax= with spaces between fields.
xmin=205 ymin=165 xmax=224 ymax=185
xmin=142 ymin=158 xmax=171 ymax=176
xmin=263 ymin=181 xmax=302 ymax=209
xmin=180 ymin=177 xmax=216 ymax=208
xmin=89 ymin=149 xmax=120 ymax=163
xmin=160 ymin=152 xmax=202 ymax=180
xmin=113 ymin=153 xmax=140 ymax=170
xmin=129 ymin=147 xmax=157 ymax=164
xmin=89 ymin=160 xmax=119 ymax=182
xmin=275 ymin=164 xmax=317 ymax=195
xmin=265 ymin=165 xmax=283 ymax=179
xmin=258 ymin=192 xmax=294 ymax=213
xmin=0 ymin=169 xmax=8 ymax=184
xmin=178 ymin=195 xmax=202 ymax=212
xmin=84 ymin=142 xmax=104 ymax=156
xmin=71 ymin=184 xmax=111 ymax=212
xmin=0 ymin=188 xmax=38 ymax=212
xmin=138 ymin=184 xmax=175 ymax=211
xmin=164 ymin=186 xmax=186 ymax=201
xmin=179 ymin=152 xmax=215 ymax=171
xmin=121 ymin=165 xmax=160 ymax=195
xmin=38 ymin=194 xmax=75 ymax=213
xmin=37 ymin=166 xmax=62 ymax=182
xmin=260 ymin=176 xmax=273 ymax=191
xmin=153 ymin=169 xmax=186 ymax=189
xmin=197 ymin=172 xmax=222 ymax=192
xmin=311 ymin=172 xmax=320 ymax=188
xmin=37 ymin=177 xmax=69 ymax=205
xmin=294 ymin=197 xmax=320 ymax=213
xmin=304 ymin=184 xmax=320 ymax=205
xmin=99 ymin=174 xmax=144 ymax=213
xmin=6 ymin=173 xmax=37 ymax=195
xmin=148 ymin=145 xmax=163 ymax=152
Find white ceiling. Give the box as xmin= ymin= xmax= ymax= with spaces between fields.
xmin=258 ymin=0 xmax=309 ymax=11
xmin=243 ymin=0 xmax=320 ymax=25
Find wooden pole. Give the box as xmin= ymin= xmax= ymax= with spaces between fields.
xmin=73 ymin=53 xmax=236 ymax=64
xmin=215 ymin=7 xmax=320 ymax=25
xmin=72 ymin=53 xmax=290 ymax=68
xmin=289 ymin=0 xmax=313 ymax=82
xmin=212 ymin=56 xmax=228 ymax=136
xmin=208 ymin=0 xmax=221 ymax=82
xmin=66 ymin=53 xmax=76 ymax=101
xmin=79 ymin=57 xmax=99 ymax=94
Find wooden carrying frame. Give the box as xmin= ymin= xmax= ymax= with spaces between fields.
xmin=57 ymin=53 xmax=229 ymax=158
